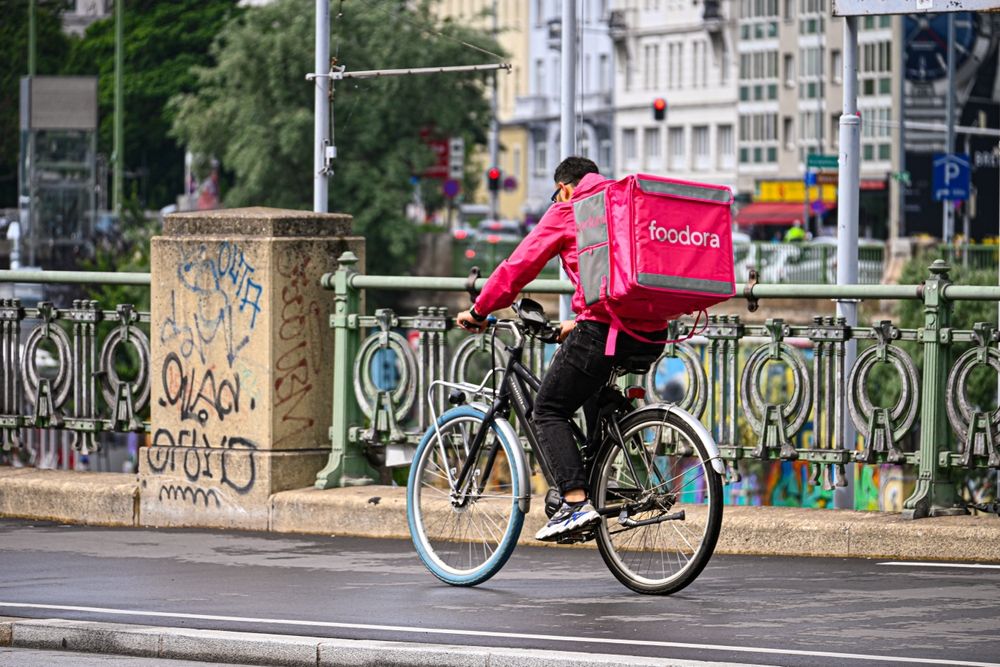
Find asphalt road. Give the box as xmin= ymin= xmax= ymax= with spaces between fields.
xmin=0 ymin=519 xmax=997 ymax=667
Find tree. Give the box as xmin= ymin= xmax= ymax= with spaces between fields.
xmin=63 ymin=0 xmax=241 ymax=209
xmin=170 ymin=0 xmax=501 ymax=276
xmin=0 ymin=0 xmax=72 ymax=208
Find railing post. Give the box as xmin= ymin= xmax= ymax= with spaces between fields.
xmin=315 ymin=251 xmax=377 ymax=488
xmin=904 ymin=259 xmax=965 ymax=519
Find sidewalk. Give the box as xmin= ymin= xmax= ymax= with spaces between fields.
xmin=0 ymin=467 xmax=998 ymax=562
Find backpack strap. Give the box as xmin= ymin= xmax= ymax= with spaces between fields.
xmin=603 ymin=307 xmax=707 ymax=356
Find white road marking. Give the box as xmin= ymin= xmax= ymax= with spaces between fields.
xmin=878 ymin=562 xmax=1000 ymax=570
xmin=0 ymin=601 xmax=996 ymax=667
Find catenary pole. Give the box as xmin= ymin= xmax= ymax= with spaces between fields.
xmin=835 ymin=15 xmax=861 ymax=509
xmin=314 ymin=0 xmax=330 ymax=212
xmin=489 ymin=0 xmax=499 ymax=222
xmin=112 ymin=0 xmax=124 ymax=216
xmin=943 ymin=13 xmax=956 ymax=242
xmin=559 ymin=0 xmax=577 ymax=321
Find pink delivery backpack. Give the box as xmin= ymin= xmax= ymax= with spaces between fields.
xmin=573 ymin=173 xmax=735 ymax=355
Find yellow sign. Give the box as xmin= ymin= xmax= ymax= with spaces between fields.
xmin=757 ymin=180 xmax=837 ymax=204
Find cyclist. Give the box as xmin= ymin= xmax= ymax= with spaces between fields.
xmin=457 ymin=157 xmax=670 ymax=542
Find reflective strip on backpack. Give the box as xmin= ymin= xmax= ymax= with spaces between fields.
xmin=574 ymin=191 xmax=608 ymax=248
xmin=637 ymin=273 xmax=734 ymax=295
xmin=637 ymin=178 xmax=732 ymax=204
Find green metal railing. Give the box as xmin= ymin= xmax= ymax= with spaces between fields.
xmin=318 ymin=252 xmax=1000 ymax=518
xmin=0 ymin=270 xmax=151 ymax=470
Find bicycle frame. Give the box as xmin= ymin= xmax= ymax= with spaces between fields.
xmin=435 ymin=320 xmax=727 ymax=516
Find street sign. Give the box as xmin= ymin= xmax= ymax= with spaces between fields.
xmin=443 ymin=179 xmax=460 ymax=199
xmin=448 ymin=137 xmax=464 ymax=180
xmin=932 ymin=153 xmax=970 ymax=201
xmin=807 ymin=154 xmax=839 ymax=170
xmin=834 ymin=0 xmax=1000 ymax=15
xmin=502 ymin=176 xmax=518 ymax=192
xmin=804 ymin=170 xmax=817 ymax=186
xmin=816 ymin=172 xmax=839 ymax=185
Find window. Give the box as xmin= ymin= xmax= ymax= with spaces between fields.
xmin=669 ymin=127 xmax=685 ymax=171
xmin=783 ymin=116 xmax=794 ymax=150
xmin=717 ymin=125 xmax=734 ymax=170
xmin=644 ymin=128 xmax=662 ymax=170
xmin=693 ymin=126 xmax=710 ymax=170
xmin=534 ymin=140 xmax=548 ymax=177
xmin=739 ymin=113 xmax=779 ymax=164
xmin=622 ymin=128 xmax=638 ymax=165
xmin=535 ymin=58 xmax=544 ymax=94
xmin=784 ymin=0 xmax=794 ymax=20
xmin=784 ymin=54 xmax=795 ymax=87
xmin=830 ymin=50 xmax=842 ymax=83
xmin=599 ymin=139 xmax=613 ymax=173
xmin=598 ymin=54 xmax=609 ymax=91
xmin=643 ymin=42 xmax=660 ymax=90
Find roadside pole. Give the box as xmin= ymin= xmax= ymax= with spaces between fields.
xmin=834 ymin=15 xmax=861 ymax=508
xmin=314 ymin=0 xmax=330 ymax=213
xmin=559 ymin=0 xmax=577 ymax=321
xmin=489 ymin=0 xmax=499 ymax=223
xmin=943 ymin=13 xmax=956 ymax=242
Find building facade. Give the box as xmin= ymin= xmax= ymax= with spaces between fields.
xmin=433 ymin=1 xmax=531 ymax=222
xmin=512 ymin=0 xmax=617 ymax=222
xmin=734 ymin=0 xmax=899 ymax=239
xmin=610 ymin=0 xmax=739 ymax=196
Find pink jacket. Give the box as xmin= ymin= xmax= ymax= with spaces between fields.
xmin=473 ymin=172 xmax=667 ymax=333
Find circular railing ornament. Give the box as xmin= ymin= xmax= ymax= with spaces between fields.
xmin=644 ymin=343 xmax=707 ymax=419
xmin=945 ymin=346 xmax=1000 ymax=453
xmin=740 ymin=342 xmax=812 ymax=446
xmin=353 ymin=330 xmax=418 ymax=421
xmin=847 ymin=343 xmax=920 ymax=459
xmin=449 ymin=333 xmax=509 ymax=386
xmin=98 ymin=326 xmax=152 ymax=412
xmin=21 ymin=323 xmax=73 ymax=409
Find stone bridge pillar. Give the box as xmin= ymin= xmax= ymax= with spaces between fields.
xmin=140 ymin=207 xmax=363 ymax=529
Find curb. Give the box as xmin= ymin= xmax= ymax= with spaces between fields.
xmin=1 ymin=467 xmax=999 ymax=562
xmin=1 ymin=618 xmax=759 ymax=667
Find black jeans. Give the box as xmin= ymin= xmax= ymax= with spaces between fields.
xmin=532 ymin=320 xmax=666 ymax=495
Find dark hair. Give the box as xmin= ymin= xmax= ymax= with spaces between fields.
xmin=553 ymin=156 xmax=599 ymax=187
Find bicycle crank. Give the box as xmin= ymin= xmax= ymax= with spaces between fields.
xmin=617 ymin=509 xmax=685 ymax=528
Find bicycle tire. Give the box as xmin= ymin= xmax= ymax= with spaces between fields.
xmin=407 ymin=405 xmax=525 ymax=586
xmin=591 ymin=406 xmax=723 ymax=595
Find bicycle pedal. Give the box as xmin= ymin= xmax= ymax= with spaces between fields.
xmin=555 ymin=529 xmax=598 ymax=545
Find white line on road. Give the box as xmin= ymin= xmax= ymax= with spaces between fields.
xmin=0 ymin=601 xmax=995 ymax=667
xmin=878 ymin=562 xmax=1000 ymax=570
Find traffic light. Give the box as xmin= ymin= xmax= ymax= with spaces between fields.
xmin=487 ymin=167 xmax=501 ymax=193
xmin=653 ymin=98 xmax=667 ymax=121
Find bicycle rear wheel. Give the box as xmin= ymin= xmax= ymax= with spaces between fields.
xmin=591 ymin=406 xmax=723 ymax=595
xmin=407 ymin=405 xmax=525 ymax=586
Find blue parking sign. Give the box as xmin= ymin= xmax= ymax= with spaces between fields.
xmin=932 ymin=153 xmax=970 ymax=201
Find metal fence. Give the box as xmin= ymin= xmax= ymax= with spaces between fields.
xmin=319 ymin=252 xmax=999 ymax=518
xmin=0 ymin=270 xmax=151 ymax=472
xmin=734 ymin=241 xmax=885 ymax=284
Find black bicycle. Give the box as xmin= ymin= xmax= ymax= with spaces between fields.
xmin=406 ymin=299 xmax=725 ymax=595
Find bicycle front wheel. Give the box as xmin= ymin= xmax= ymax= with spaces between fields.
xmin=407 ymin=405 xmax=525 ymax=586
xmin=591 ymin=406 xmax=723 ymax=595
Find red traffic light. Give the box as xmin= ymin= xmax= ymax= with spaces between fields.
xmin=487 ymin=167 xmax=501 ymax=192
xmin=653 ymin=98 xmax=667 ymax=121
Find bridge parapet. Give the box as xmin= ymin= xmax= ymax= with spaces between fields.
xmin=319 ymin=256 xmax=1000 ymax=518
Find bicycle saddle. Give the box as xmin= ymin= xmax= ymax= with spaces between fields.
xmin=615 ymin=353 xmax=659 ymax=375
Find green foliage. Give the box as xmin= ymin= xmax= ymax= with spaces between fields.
xmin=83 ymin=193 xmax=155 ymax=311
xmin=895 ymin=253 xmax=999 ymax=413
xmin=170 ymin=0 xmax=501 ymax=276
xmin=0 ymin=0 xmax=72 ymax=207
xmin=63 ymin=0 xmax=241 ymax=208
